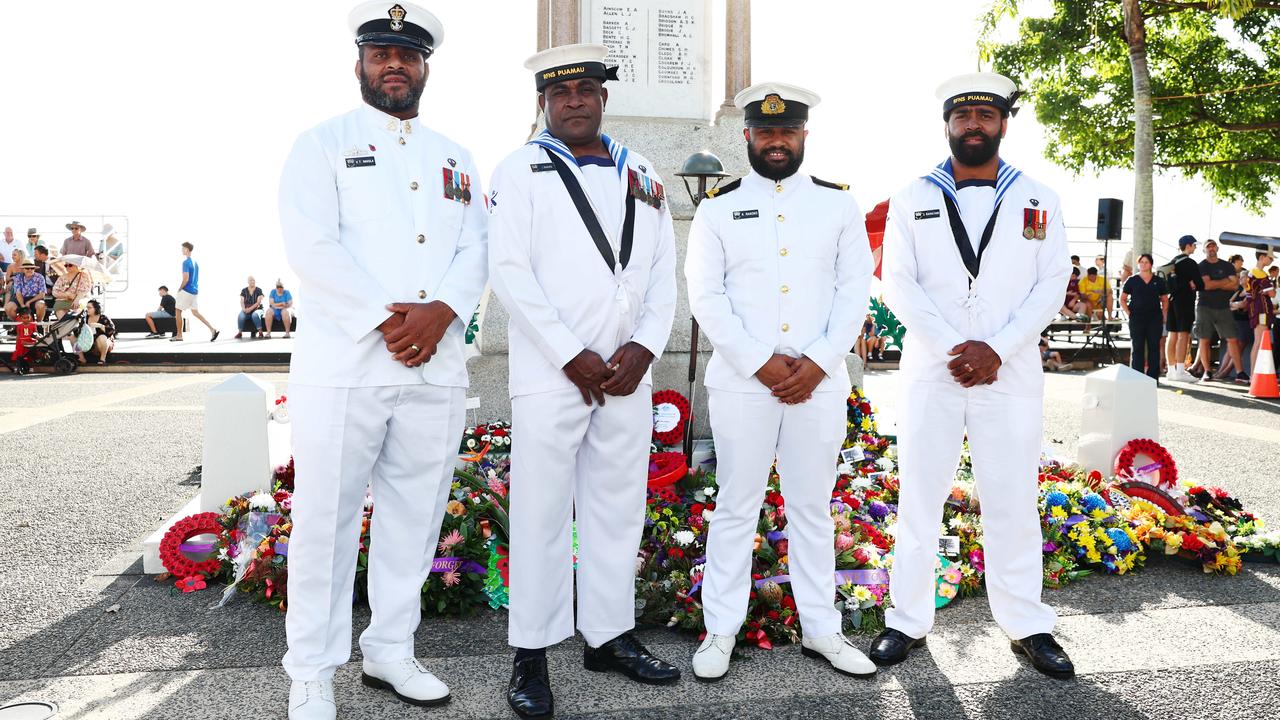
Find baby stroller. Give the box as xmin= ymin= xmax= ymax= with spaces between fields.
xmin=3 ymin=310 xmax=86 ymax=375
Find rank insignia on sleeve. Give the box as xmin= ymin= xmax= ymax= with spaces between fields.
xmin=443 ymin=167 xmax=473 ymax=205
xmin=628 ymin=168 xmax=663 ymax=210
xmin=1023 ymin=207 xmax=1047 ymax=240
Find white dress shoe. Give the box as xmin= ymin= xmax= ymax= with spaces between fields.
xmin=692 ymin=633 xmax=736 ymax=682
xmin=801 ymin=633 xmax=877 ymax=678
xmin=361 ymin=658 xmax=451 ymax=707
xmin=289 ymin=680 xmax=336 ymax=720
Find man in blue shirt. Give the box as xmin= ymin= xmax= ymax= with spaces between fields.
xmin=266 ymin=278 xmax=295 ymax=338
xmin=172 ymin=241 xmax=219 ymax=342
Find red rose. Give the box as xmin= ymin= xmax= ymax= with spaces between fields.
xmin=1181 ymin=534 xmax=1205 ymax=552
xmin=691 ymin=503 xmax=705 ymax=516
xmin=767 ymin=610 xmax=780 ymax=620
xmin=781 ymin=596 xmax=796 ymax=610
xmin=668 ymin=548 xmax=685 ymax=560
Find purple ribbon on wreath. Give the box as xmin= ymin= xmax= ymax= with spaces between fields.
xmin=431 ymin=556 xmax=487 ymax=575
xmin=753 ymin=569 xmax=890 ymax=588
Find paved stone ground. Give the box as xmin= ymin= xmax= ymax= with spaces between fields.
xmin=0 ymin=370 xmax=1277 ymax=719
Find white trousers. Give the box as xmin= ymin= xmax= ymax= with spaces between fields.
xmin=885 ymin=381 xmax=1056 ymax=640
xmin=702 ymin=389 xmax=846 ymax=639
xmin=508 ymin=386 xmax=652 ymax=649
xmin=282 ymin=382 xmax=464 ymax=681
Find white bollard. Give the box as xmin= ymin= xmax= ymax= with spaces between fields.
xmin=200 ymin=373 xmax=275 ymax=512
xmin=1076 ymin=364 xmax=1159 ymax=475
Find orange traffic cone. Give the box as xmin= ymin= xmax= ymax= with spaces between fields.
xmin=1249 ymin=329 xmax=1279 ymax=398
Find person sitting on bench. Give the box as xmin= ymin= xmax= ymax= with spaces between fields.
xmin=144 ymin=286 xmax=178 ymax=338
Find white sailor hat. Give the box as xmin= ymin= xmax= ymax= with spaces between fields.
xmin=348 ymin=1 xmax=444 ymax=57
xmin=935 ymin=72 xmax=1021 ymax=119
xmin=733 ymin=82 xmax=820 ymax=128
xmin=524 ymin=43 xmax=618 ymax=92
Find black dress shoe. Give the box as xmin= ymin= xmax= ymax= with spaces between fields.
xmin=583 ymin=632 xmax=681 ymax=685
xmin=868 ymin=628 xmax=926 ymax=666
xmin=507 ymin=656 xmax=553 ymax=719
xmin=1010 ymin=633 xmax=1075 ymax=679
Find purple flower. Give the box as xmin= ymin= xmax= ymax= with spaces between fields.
xmin=869 ymin=501 xmax=890 ymax=521
xmin=1042 ymin=541 xmax=1058 ymax=552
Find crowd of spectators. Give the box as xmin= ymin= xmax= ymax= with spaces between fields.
xmin=1047 ymin=237 xmax=1278 ymax=386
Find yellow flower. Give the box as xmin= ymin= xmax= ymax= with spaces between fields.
xmin=445 ymin=500 xmax=466 ymax=517
xmin=1051 ymin=507 xmax=1067 ymax=519
xmin=852 ymin=586 xmax=874 ymax=604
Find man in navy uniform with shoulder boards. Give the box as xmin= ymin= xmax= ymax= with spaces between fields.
xmin=278 ymin=3 xmax=488 ymax=717
xmin=872 ymin=72 xmax=1074 ymax=679
xmin=685 ymin=82 xmax=875 ymax=682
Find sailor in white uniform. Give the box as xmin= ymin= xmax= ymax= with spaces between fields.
xmin=869 ymin=73 xmax=1074 ymax=679
xmin=685 ymin=82 xmax=876 ymax=681
xmin=277 ymin=3 xmax=488 ymax=717
xmin=487 ymin=44 xmax=680 ymax=719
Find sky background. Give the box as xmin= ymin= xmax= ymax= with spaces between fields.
xmin=1 ymin=0 xmax=1276 ymax=321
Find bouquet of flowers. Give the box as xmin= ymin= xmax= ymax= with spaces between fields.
xmin=1041 ymin=481 xmax=1145 ymax=576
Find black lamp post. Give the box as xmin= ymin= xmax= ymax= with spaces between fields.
xmin=674 ymin=151 xmax=729 ymax=464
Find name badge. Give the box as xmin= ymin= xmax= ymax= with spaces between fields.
xmin=530 ymin=162 xmax=555 ymax=173
xmin=345 ymin=156 xmax=376 ymax=168
xmin=732 ymin=209 xmax=759 ymax=220
xmin=914 ymin=209 xmax=940 ymax=220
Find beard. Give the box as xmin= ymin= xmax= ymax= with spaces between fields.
xmin=359 ymin=65 xmax=425 ymax=114
xmin=948 ymin=128 xmax=1002 ymax=167
xmin=747 ymin=140 xmax=805 ymax=181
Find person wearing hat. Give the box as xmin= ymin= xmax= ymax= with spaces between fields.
xmin=24 ymin=229 xmax=41 ymax=262
xmin=4 ymin=261 xmax=46 ymax=325
xmin=1165 ymin=235 xmax=1204 ymax=381
xmin=684 ymin=81 xmax=875 ymax=681
xmin=99 ymin=223 xmax=124 ymax=273
xmin=872 ymin=73 xmax=1074 ymax=679
xmin=277 ymin=3 xmax=488 ymax=719
xmin=487 ymin=42 xmax=678 ymax=717
xmin=60 ymin=221 xmax=96 ymax=259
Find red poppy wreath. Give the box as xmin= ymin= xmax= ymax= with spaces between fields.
xmin=1114 ymin=438 xmax=1178 ymax=489
xmin=647 ymin=451 xmax=688 ymax=488
xmin=651 ymin=390 xmax=690 ymax=446
xmin=159 ymin=512 xmax=224 ymax=579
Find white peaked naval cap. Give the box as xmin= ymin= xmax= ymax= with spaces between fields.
xmin=733 ymin=81 xmax=820 ymax=127
xmin=935 ymin=72 xmax=1020 ymax=118
xmin=348 ymin=1 xmax=444 ymax=56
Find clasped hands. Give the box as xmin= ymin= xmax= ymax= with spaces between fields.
xmin=563 ymin=342 xmax=653 ymax=406
xmin=755 ymin=354 xmax=826 ymax=404
xmin=946 ymin=340 xmax=1001 ymax=387
xmin=377 ymin=301 xmax=456 ymax=368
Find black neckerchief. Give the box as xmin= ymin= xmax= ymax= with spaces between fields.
xmin=543 ymin=149 xmax=636 ymax=273
xmin=941 ymin=192 xmax=1002 ymax=283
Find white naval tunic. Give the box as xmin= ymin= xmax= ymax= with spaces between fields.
xmin=686 ymin=170 xmax=873 ymax=638
xmin=278 ymin=103 xmax=488 ymax=680
xmin=488 ymin=133 xmax=676 ymax=648
xmin=881 ymin=159 xmax=1069 ymax=641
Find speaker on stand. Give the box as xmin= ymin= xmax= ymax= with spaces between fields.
xmin=1072 ymin=198 xmax=1123 ymax=364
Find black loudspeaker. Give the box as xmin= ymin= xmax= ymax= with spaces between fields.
xmin=1097 ymin=198 xmax=1123 ymax=240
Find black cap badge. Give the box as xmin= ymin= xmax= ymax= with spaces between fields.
xmin=388 ymin=4 xmax=406 ymax=31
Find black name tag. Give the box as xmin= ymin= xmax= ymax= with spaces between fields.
xmin=915 ymin=209 xmax=940 ymax=220
xmin=345 ymin=156 xmax=376 ymax=168
xmin=530 ymin=162 xmax=555 ymax=173
xmin=732 ymin=209 xmax=759 ymax=220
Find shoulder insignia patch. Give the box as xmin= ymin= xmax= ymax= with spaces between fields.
xmin=703 ymin=178 xmax=742 ymax=200
xmin=811 ymin=176 xmax=850 ymax=191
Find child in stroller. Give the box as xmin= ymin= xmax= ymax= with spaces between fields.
xmin=3 ymin=308 xmax=86 ymax=375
